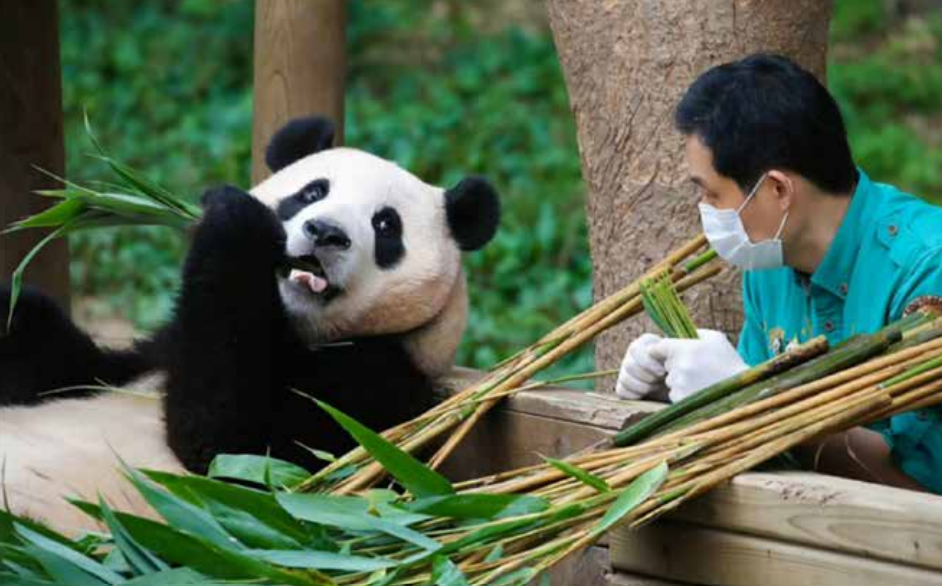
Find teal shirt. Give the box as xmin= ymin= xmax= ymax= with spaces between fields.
xmin=737 ymin=170 xmax=942 ymax=493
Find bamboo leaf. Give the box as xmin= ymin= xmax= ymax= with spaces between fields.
xmin=4 ymin=199 xmax=86 ymax=232
xmin=142 ymin=470 xmax=315 ymax=550
xmin=0 ymin=574 xmax=56 ymax=586
xmin=72 ymin=502 xmax=331 ymax=586
xmin=592 ymin=462 xmax=668 ymax=536
xmin=121 ymin=466 xmax=241 ymax=551
xmin=247 ymin=549 xmax=397 ymax=572
xmin=432 ymin=556 xmax=470 ymax=586
xmin=277 ymin=493 xmax=442 ymax=553
xmin=207 ymin=454 xmax=310 ymax=488
xmin=315 ymin=399 xmax=455 ymax=497
xmin=98 ymin=498 xmax=169 ymax=575
xmin=15 ymin=524 xmax=121 ymax=585
xmin=374 ymin=502 xmax=433 ymax=527
xmin=542 ymin=456 xmax=611 ymax=493
xmin=6 ymin=224 xmax=71 ymax=332
xmin=0 ymin=510 xmax=77 ymax=551
xmin=407 ymin=494 xmax=549 ymax=520
xmin=121 ymin=568 xmax=215 ymax=585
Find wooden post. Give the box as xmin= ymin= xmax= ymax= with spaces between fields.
xmin=0 ymin=1 xmax=71 ymax=309
xmin=251 ymin=0 xmax=347 ymax=184
xmin=546 ymin=1 xmax=834 ymax=388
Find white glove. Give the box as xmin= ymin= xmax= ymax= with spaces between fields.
xmin=649 ymin=329 xmax=748 ymax=403
xmin=616 ymin=333 xmax=668 ymax=400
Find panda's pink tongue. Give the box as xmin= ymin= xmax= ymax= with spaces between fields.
xmin=290 ymin=269 xmax=329 ymax=294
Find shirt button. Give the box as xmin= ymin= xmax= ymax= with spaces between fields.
xmin=839 ymin=283 xmax=849 ymax=295
xmin=824 ymin=320 xmax=835 ymax=332
xmin=888 ymin=225 xmax=899 ymax=236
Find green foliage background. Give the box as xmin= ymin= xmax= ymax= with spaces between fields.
xmin=58 ymin=0 xmax=942 ymax=378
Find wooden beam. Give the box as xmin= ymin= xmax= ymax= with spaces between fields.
xmin=251 ymin=0 xmax=347 ymax=184
xmin=666 ymin=471 xmax=942 ymax=572
xmin=611 ymin=520 xmax=942 ymax=586
xmin=0 ymin=1 xmax=70 ymax=309
xmin=438 ymin=368 xmax=661 ymax=482
xmin=531 ymin=546 xmax=609 ymax=586
xmin=608 ymin=573 xmax=690 ymax=586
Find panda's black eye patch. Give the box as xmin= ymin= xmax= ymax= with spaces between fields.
xmin=276 ymin=179 xmax=330 ymax=221
xmin=372 ymin=207 xmax=405 ymax=269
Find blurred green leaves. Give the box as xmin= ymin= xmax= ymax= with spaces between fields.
xmin=56 ymin=1 xmax=942 ymax=380
xmin=58 ymin=0 xmax=593 ymax=378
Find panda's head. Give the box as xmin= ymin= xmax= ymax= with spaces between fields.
xmin=250 ymin=116 xmax=500 ymax=375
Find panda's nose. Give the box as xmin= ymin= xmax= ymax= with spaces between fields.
xmin=304 ymin=220 xmax=351 ymax=249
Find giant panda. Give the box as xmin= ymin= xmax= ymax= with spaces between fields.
xmin=0 ymin=115 xmax=500 ymax=534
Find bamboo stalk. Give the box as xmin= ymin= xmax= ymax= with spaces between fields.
xmin=630 ymin=392 xmax=889 ymax=527
xmin=425 ymin=264 xmax=721 ymax=472
xmin=648 ymin=337 xmax=942 ymax=445
xmin=614 ymin=335 xmax=829 ymax=446
xmin=648 ymin=316 xmax=927 ymax=440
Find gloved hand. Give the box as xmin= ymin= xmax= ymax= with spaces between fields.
xmin=651 ymin=329 xmax=748 ymax=403
xmin=615 ymin=333 xmax=668 ymax=400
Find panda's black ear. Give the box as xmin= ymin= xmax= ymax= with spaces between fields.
xmin=444 ymin=176 xmax=501 ymax=251
xmin=265 ymin=116 xmax=336 ymax=173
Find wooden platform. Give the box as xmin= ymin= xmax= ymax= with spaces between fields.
xmin=439 ymin=368 xmax=942 ymax=586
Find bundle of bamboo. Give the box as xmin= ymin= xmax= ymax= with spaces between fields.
xmin=297 ymin=237 xmax=720 ymax=494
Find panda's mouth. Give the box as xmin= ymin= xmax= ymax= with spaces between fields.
xmin=285 ymin=255 xmax=331 ymax=295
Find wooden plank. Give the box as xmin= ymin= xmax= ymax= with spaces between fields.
xmin=611 ymin=520 xmax=942 ymax=586
xmin=607 ymin=572 xmax=691 ymax=586
xmin=440 ymin=409 xmax=613 ymax=482
xmin=251 ymin=0 xmax=347 ymax=184
xmin=667 ymin=471 xmax=942 ymax=572
xmin=0 ymin=1 xmax=70 ymax=309
xmin=438 ymin=368 xmax=661 ymax=481
xmin=533 ymin=545 xmax=610 ymax=586
xmin=442 ymin=367 xmax=663 ymax=431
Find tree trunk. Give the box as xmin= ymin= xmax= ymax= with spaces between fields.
xmin=0 ymin=1 xmax=71 ymax=310
xmin=546 ymin=0 xmax=834 ymax=388
xmin=251 ymin=0 xmax=347 ymax=184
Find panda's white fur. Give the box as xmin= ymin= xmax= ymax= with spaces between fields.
xmin=0 ymin=119 xmax=499 ymax=536
xmin=0 ymin=388 xmax=183 ymax=533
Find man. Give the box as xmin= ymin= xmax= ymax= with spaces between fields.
xmin=616 ymin=53 xmax=942 ymax=493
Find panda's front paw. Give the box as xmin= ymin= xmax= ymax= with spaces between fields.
xmin=195 ymin=185 xmax=287 ymax=263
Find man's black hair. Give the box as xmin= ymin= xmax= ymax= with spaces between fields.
xmin=675 ymin=53 xmax=857 ymax=195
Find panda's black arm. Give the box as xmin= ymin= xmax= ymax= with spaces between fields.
xmin=0 ymin=284 xmax=156 ymax=406
xmin=162 ymin=186 xmax=295 ymax=472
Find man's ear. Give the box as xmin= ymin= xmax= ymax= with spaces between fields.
xmin=767 ymin=169 xmax=795 ymax=211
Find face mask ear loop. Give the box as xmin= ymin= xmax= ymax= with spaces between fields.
xmin=774 ymin=210 xmax=790 ymax=240
xmin=736 ymin=172 xmax=768 ymax=215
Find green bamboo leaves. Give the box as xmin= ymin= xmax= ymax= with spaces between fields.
xmin=639 ymin=271 xmax=698 ymax=339
xmin=3 ymin=115 xmax=200 ymax=331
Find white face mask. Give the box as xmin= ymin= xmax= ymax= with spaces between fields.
xmin=698 ymin=173 xmax=789 ymax=271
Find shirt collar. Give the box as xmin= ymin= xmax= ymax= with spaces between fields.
xmin=808 ymin=169 xmax=874 ymax=299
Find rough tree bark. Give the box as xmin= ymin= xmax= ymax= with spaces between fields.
xmin=251 ymin=0 xmax=347 ymax=184
xmin=546 ymin=0 xmax=834 ymax=388
xmin=0 ymin=1 xmax=70 ymax=310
